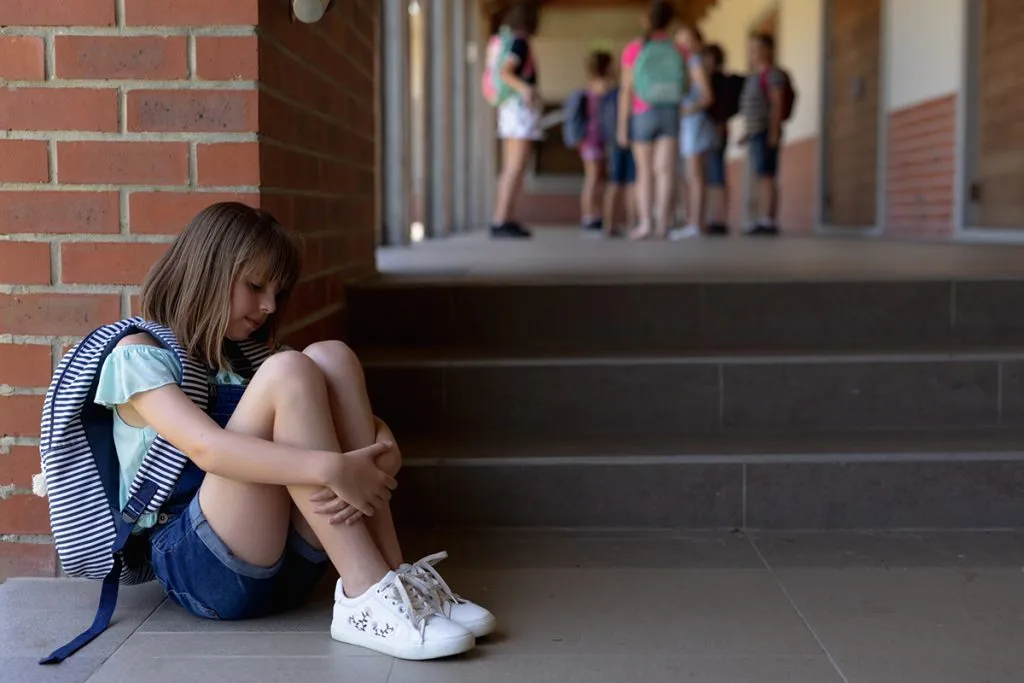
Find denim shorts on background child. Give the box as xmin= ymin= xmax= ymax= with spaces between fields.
xmin=608 ymin=145 xmax=636 ymax=185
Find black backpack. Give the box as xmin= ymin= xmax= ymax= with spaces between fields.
xmin=709 ymin=72 xmax=744 ymax=123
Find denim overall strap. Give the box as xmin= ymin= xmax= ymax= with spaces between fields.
xmin=208 ymin=383 xmax=246 ymax=429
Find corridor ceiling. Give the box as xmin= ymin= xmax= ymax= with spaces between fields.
xmin=482 ymin=0 xmax=719 ymax=25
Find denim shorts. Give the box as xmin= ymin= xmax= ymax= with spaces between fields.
xmin=629 ymin=105 xmax=680 ymax=142
xmin=680 ymin=112 xmax=719 ymax=158
xmin=607 ymin=145 xmax=636 ymax=185
xmin=705 ymin=143 xmax=727 ymax=187
xmin=149 ymin=494 xmax=330 ymax=620
xmin=749 ymin=131 xmax=780 ymax=178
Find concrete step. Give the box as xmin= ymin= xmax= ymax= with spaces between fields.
xmin=348 ymin=279 xmax=1024 ymax=354
xmin=388 ymin=430 xmax=1024 ymax=530
xmin=363 ymin=349 xmax=1024 ymax=437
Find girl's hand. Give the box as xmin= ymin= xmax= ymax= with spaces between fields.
xmin=617 ymin=128 xmax=629 ymax=149
xmin=318 ymin=442 xmax=397 ymax=518
xmin=310 ymin=487 xmax=363 ymax=525
xmin=313 ymin=426 xmax=402 ymax=524
xmin=522 ymin=86 xmax=539 ymax=108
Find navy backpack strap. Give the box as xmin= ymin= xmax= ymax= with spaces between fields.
xmin=39 ymin=479 xmax=159 ymax=665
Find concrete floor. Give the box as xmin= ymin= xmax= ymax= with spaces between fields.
xmin=373 ymin=228 xmax=1024 ymax=283
xmin=6 ymin=530 xmax=1024 ymax=683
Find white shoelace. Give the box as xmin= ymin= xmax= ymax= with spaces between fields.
xmin=399 ymin=551 xmax=464 ymax=614
xmin=377 ymin=573 xmax=434 ymax=643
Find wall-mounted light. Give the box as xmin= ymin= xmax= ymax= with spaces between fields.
xmin=292 ymin=0 xmax=335 ymax=23
xmin=408 ymin=1 xmax=421 ymax=16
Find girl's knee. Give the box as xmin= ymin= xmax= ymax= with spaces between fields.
xmin=261 ymin=349 xmax=327 ymax=389
xmin=303 ymin=340 xmax=364 ymax=380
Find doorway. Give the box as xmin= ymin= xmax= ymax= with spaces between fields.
xmin=820 ymin=0 xmax=883 ymax=230
xmin=964 ymin=0 xmax=1024 ymax=230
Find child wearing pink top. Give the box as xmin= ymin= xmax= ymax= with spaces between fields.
xmin=616 ymin=1 xmax=685 ymax=240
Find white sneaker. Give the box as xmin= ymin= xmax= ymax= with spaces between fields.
xmin=399 ymin=551 xmax=497 ymax=638
xmin=668 ymin=224 xmax=702 ymax=241
xmin=331 ymin=570 xmax=475 ymax=660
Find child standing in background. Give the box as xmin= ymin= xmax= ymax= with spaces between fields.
xmin=702 ymin=42 xmax=744 ymax=235
xmin=577 ymin=51 xmax=616 ymax=234
xmin=600 ymin=75 xmax=637 ymax=237
xmin=617 ymin=0 xmax=685 ymax=240
xmin=671 ymin=24 xmax=715 ymax=240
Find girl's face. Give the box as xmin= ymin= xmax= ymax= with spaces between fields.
xmin=227 ymin=273 xmax=279 ymax=341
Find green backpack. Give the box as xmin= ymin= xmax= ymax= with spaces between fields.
xmin=483 ymin=26 xmax=531 ymax=107
xmin=633 ymin=39 xmax=686 ymax=105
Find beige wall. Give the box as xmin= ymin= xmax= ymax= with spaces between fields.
xmin=700 ymin=0 xmax=824 ymax=155
xmin=886 ymin=0 xmax=964 ymax=111
xmin=532 ymin=7 xmax=643 ymax=101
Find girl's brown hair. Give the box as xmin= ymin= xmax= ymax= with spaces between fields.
xmin=505 ymin=2 xmax=540 ymax=35
xmin=646 ymin=0 xmax=675 ymax=35
xmin=140 ymin=202 xmax=301 ymax=372
xmin=586 ymin=50 xmax=613 ymax=79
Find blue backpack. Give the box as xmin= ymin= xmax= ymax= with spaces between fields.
xmin=35 ymin=317 xmax=270 ymax=665
xmin=561 ymin=89 xmax=588 ymax=149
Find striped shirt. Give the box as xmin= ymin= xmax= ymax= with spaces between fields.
xmin=741 ymin=66 xmax=787 ymax=134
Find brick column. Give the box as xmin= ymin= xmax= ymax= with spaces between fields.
xmin=0 ymin=0 xmax=379 ymax=578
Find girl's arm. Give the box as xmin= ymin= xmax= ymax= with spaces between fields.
xmin=683 ymin=60 xmax=714 ymax=115
xmin=500 ymin=58 xmax=535 ymax=103
xmin=119 ymin=341 xmax=395 ymax=515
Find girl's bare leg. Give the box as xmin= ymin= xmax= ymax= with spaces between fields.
xmin=493 ymin=138 xmax=532 ymax=225
xmin=686 ymin=152 xmax=707 ymax=231
xmin=630 ymin=141 xmax=654 ymax=239
xmin=603 ymin=184 xmax=620 ymax=234
xmin=303 ymin=341 xmax=403 ymax=569
xmin=197 ymin=351 xmax=390 ymax=597
xmin=652 ymin=137 xmax=678 ymax=238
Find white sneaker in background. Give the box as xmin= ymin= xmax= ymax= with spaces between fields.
xmin=400 ymin=551 xmax=497 ymax=638
xmin=668 ymin=224 xmax=702 ymax=241
xmin=331 ymin=570 xmax=475 ymax=660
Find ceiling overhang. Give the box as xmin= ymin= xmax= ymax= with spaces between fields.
xmin=482 ymin=0 xmax=719 ymax=26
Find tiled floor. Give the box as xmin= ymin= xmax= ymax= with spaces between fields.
xmin=6 ymin=530 xmax=1024 ymax=683
xmin=374 ymin=228 xmax=1024 ymax=283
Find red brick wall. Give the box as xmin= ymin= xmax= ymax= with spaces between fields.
xmin=885 ymin=94 xmax=956 ymax=238
xmin=779 ymin=137 xmax=817 ymax=234
xmin=0 ymin=0 xmax=379 ymax=578
xmin=256 ymin=0 xmax=379 ymax=349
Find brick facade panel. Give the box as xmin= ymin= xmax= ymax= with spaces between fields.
xmin=886 ymin=95 xmax=957 ymax=238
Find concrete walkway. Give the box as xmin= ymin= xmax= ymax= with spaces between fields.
xmin=5 ymin=530 xmax=1024 ymax=683
xmin=374 ymin=227 xmax=1024 ymax=283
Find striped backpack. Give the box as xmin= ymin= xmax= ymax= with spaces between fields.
xmin=35 ymin=317 xmax=270 ymax=664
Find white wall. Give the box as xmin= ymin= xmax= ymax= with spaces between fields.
xmin=531 ymin=7 xmax=643 ymax=101
xmin=886 ymin=0 xmax=964 ymax=111
xmin=700 ymin=0 xmax=823 ymax=153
